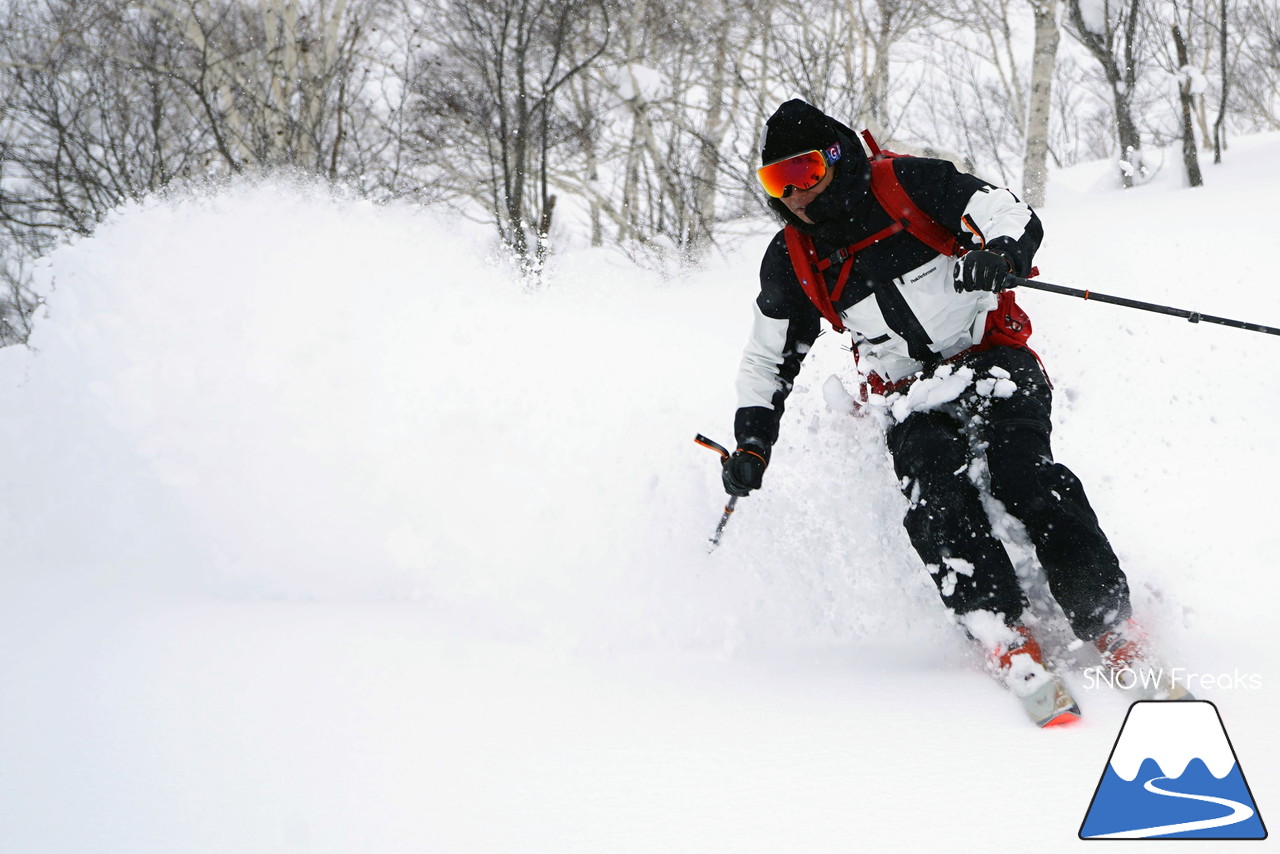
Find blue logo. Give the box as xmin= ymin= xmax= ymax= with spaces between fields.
xmin=1080 ymin=701 xmax=1266 ymax=839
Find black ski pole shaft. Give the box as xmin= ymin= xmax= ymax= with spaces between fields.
xmin=1010 ymin=277 xmax=1280 ymax=337
xmin=709 ymin=495 xmax=738 ymax=549
xmin=694 ymin=433 xmax=738 ymax=550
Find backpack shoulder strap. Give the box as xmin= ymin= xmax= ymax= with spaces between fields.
xmin=867 ymin=157 xmax=961 ymax=258
xmin=861 ymin=129 xmax=885 ymax=160
xmin=783 ymin=226 xmax=846 ymax=333
xmin=859 ymin=129 xmax=961 ymax=258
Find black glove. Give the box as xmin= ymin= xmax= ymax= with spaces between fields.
xmin=953 ymin=250 xmax=1014 ymax=293
xmin=722 ymin=443 xmax=769 ymax=497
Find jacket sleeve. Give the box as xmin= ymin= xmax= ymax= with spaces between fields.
xmin=734 ymin=233 xmax=822 ymax=450
xmin=957 ymin=185 xmax=1042 ymax=276
xmin=894 ymin=158 xmax=1043 ymax=276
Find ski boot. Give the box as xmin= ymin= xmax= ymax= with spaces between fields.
xmin=1095 ymin=617 xmax=1194 ymax=701
xmin=991 ymin=625 xmax=1081 ymax=727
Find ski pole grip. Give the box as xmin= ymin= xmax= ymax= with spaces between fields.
xmin=694 ymin=433 xmax=731 ymax=461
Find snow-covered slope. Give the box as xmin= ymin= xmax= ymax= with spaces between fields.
xmin=1 ymin=141 xmax=1277 ymax=853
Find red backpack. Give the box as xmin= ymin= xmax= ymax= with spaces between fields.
xmin=784 ymin=130 xmax=1035 ymax=393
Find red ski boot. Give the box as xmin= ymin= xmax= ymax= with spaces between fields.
xmin=991 ymin=625 xmax=1081 ymax=727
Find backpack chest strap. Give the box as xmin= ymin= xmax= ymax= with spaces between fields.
xmin=813 ymin=220 xmax=907 ymax=272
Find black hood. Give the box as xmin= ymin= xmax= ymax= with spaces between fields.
xmin=761 ymin=104 xmax=872 ymax=234
xmin=761 ymin=99 xmax=840 ymax=164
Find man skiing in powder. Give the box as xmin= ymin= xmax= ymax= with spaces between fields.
xmin=723 ymin=99 xmax=1182 ymax=724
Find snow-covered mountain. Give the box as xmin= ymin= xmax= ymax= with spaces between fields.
xmin=1111 ymin=701 xmax=1237 ymax=781
xmin=1 ymin=140 xmax=1278 ymax=853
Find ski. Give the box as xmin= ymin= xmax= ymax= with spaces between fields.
xmin=980 ymin=621 xmax=1083 ymax=728
xmin=1020 ymin=672 xmax=1082 ymax=727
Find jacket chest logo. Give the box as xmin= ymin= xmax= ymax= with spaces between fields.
xmin=907 ymin=264 xmax=938 ymax=284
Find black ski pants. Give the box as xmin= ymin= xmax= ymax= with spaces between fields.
xmin=884 ymin=346 xmax=1131 ymax=641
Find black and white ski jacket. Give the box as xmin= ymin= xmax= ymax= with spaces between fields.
xmin=735 ymin=132 xmax=1044 ymax=449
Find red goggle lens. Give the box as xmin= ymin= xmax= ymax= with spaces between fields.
xmin=756 ymin=150 xmax=829 ymax=198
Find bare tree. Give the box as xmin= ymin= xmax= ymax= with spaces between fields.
xmin=1170 ymin=21 xmax=1204 ymax=185
xmin=0 ymin=0 xmax=390 ymax=343
xmin=409 ymin=0 xmax=608 ymax=281
xmin=0 ymin=0 xmax=206 ymax=344
xmin=910 ymin=3 xmax=1021 ymax=182
xmin=859 ymin=0 xmax=933 ymax=130
xmin=1230 ymin=0 xmax=1280 ymax=132
xmin=1066 ymin=0 xmax=1151 ymax=187
xmin=1212 ymin=0 xmax=1228 ymax=162
xmin=545 ymin=0 xmax=768 ymax=266
xmin=146 ymin=0 xmax=382 ymax=176
xmin=754 ymin=0 xmax=928 ymax=140
xmin=600 ymin=0 xmax=707 ymax=254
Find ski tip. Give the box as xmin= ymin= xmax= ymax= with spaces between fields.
xmin=1039 ymin=706 xmax=1082 ymax=728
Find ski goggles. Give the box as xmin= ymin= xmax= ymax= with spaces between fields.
xmin=756 ymin=143 xmax=842 ymax=198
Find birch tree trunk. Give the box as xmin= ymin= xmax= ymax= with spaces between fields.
xmin=1172 ymin=23 xmax=1204 ymax=186
xmin=688 ymin=14 xmax=731 ymax=256
xmin=868 ymin=2 xmax=894 ymax=128
xmin=1023 ymin=0 xmax=1059 ymax=207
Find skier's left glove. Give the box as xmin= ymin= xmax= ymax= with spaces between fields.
xmin=722 ymin=441 xmax=769 ymax=497
xmin=953 ymin=249 xmax=1014 ymax=293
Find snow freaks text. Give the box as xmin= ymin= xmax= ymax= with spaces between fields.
xmin=1083 ymin=668 xmax=1263 ymax=693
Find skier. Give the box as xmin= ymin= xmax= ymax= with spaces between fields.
xmin=724 ymin=99 xmax=1175 ymax=722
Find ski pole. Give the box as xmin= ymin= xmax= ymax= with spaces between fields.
xmin=1009 ymin=276 xmax=1280 ymax=337
xmin=694 ymin=433 xmax=738 ymax=550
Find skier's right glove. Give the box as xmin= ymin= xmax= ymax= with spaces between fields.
xmin=953 ymin=249 xmax=1014 ymax=293
xmin=722 ymin=442 xmax=769 ymax=497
